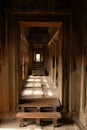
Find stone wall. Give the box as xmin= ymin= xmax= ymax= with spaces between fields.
xmin=83 ymin=0 xmax=87 ymax=129
xmin=70 ymin=0 xmax=87 ymax=129
xmin=0 ymin=12 xmax=10 ymax=115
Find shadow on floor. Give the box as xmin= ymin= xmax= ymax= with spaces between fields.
xmin=22 ymin=118 xmax=74 ymax=127
xmin=56 ymin=118 xmax=74 ymax=127
xmin=39 ymin=118 xmax=74 ymax=127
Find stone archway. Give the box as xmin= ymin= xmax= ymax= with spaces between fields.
xmin=4 ymin=11 xmax=72 ymax=115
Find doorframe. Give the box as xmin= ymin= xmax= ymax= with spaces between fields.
xmin=8 ymin=11 xmax=72 ymax=112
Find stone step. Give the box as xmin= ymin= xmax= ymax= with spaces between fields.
xmin=16 ymin=112 xmax=61 ymax=127
xmin=16 ymin=112 xmax=61 ymax=119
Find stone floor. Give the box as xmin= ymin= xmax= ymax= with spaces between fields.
xmin=0 ymin=118 xmax=80 ymax=130
xmin=21 ymin=75 xmax=58 ymax=99
xmin=0 ymin=76 xmax=80 ymax=130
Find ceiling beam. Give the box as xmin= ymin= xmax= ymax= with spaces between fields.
xmin=19 ymin=22 xmax=62 ymax=27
